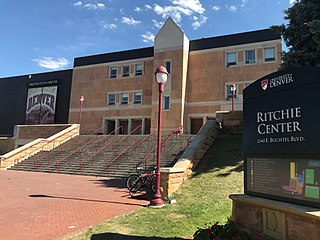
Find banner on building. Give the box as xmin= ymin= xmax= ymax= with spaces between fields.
xmin=25 ymin=83 xmax=58 ymax=124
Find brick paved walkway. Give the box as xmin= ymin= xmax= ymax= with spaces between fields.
xmin=0 ymin=171 xmax=149 ymax=240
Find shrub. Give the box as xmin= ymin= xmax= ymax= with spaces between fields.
xmin=193 ymin=219 xmax=254 ymax=240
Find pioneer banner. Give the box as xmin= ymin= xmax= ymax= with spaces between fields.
xmin=25 ymin=85 xmax=58 ymax=124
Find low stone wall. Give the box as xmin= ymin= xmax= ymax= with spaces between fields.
xmin=0 ymin=124 xmax=80 ymax=170
xmin=160 ymin=120 xmax=221 ymax=198
xmin=216 ymin=110 xmax=243 ymax=133
xmin=0 ymin=138 xmax=15 ymax=155
xmin=230 ymin=194 xmax=320 ymax=240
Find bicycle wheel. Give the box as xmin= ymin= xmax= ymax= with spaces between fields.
xmin=126 ymin=174 xmax=141 ymax=193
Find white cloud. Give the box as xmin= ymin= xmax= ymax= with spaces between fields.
xmin=33 ymin=57 xmax=69 ymax=70
xmin=134 ymin=7 xmax=143 ymax=12
xmin=120 ymin=8 xmax=126 ymax=14
xmin=121 ymin=17 xmax=141 ymax=26
xmin=212 ymin=5 xmax=220 ymax=11
xmin=104 ymin=23 xmax=117 ymax=29
xmin=289 ymin=0 xmax=297 ymax=4
xmin=240 ymin=0 xmax=248 ymax=8
xmin=74 ymin=1 xmax=82 ymax=7
xmin=84 ymin=3 xmax=105 ymax=10
xmin=154 ymin=0 xmax=206 ymax=23
xmin=192 ymin=15 xmax=207 ymax=30
xmin=145 ymin=4 xmax=152 ymax=10
xmin=172 ymin=0 xmax=205 ymax=14
xmin=152 ymin=19 xmax=164 ymax=28
xmin=227 ymin=5 xmax=237 ymax=13
xmin=141 ymin=32 xmax=155 ymax=43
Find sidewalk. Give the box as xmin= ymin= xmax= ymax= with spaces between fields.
xmin=0 ymin=170 xmax=149 ymax=240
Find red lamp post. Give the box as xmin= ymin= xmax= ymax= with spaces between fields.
xmin=231 ymin=84 xmax=236 ymax=111
xmin=150 ymin=66 xmax=169 ymax=208
xmin=78 ymin=95 xmax=84 ymax=124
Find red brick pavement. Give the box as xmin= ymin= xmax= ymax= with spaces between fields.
xmin=0 ymin=171 xmax=149 ymax=240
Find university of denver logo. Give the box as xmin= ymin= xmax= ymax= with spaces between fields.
xmin=261 ymin=79 xmax=268 ymax=90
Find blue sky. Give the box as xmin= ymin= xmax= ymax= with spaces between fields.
xmin=0 ymin=0 xmax=296 ymax=78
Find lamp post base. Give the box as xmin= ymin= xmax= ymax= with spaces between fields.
xmin=149 ymin=193 xmax=165 ymax=208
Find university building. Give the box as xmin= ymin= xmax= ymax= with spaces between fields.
xmin=68 ymin=18 xmax=281 ymax=134
xmin=0 ymin=18 xmax=281 ymax=137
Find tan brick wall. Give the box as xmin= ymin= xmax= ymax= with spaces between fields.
xmin=16 ymin=125 xmax=70 ymax=139
xmin=0 ymin=138 xmax=15 ymax=154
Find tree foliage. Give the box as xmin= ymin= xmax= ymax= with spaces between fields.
xmin=272 ymin=0 xmax=320 ymax=69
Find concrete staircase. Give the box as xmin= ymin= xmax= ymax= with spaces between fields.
xmin=9 ymin=134 xmax=193 ymax=178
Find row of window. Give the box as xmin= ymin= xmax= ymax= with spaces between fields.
xmin=109 ymin=64 xmax=144 ymax=78
xmin=107 ymin=92 xmax=170 ymax=110
xmin=226 ymin=47 xmax=276 ymax=67
xmin=108 ymin=92 xmax=142 ymax=105
xmin=109 ymin=60 xmax=172 ymax=79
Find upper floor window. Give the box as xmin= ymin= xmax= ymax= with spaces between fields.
xmin=226 ymin=52 xmax=237 ymax=67
xmin=245 ymin=50 xmax=256 ymax=64
xmin=110 ymin=67 xmax=117 ymax=78
xmin=122 ymin=66 xmax=130 ymax=77
xmin=165 ymin=60 xmax=171 ymax=74
xmin=108 ymin=94 xmax=115 ymax=105
xmin=264 ymin=47 xmax=275 ymax=62
xmin=163 ymin=96 xmax=170 ymax=110
xmin=121 ymin=93 xmax=128 ymax=105
xmin=134 ymin=92 xmax=142 ymax=104
xmin=135 ymin=64 xmax=143 ymax=76
xmin=226 ymin=84 xmax=237 ymax=99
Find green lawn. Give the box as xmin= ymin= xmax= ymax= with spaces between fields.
xmin=64 ymin=134 xmax=244 ymax=240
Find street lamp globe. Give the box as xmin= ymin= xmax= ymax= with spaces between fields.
xmin=155 ymin=66 xmax=169 ymax=84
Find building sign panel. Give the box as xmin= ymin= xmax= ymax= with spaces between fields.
xmin=244 ymin=67 xmax=320 ymax=208
xmin=25 ymin=81 xmax=58 ymax=124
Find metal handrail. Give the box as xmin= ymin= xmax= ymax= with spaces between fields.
xmin=135 ymin=125 xmax=184 ymax=170
xmin=32 ymin=126 xmax=86 ymax=167
xmin=80 ymin=125 xmax=142 ymax=173
xmin=106 ymin=131 xmax=153 ymax=174
xmin=55 ymin=126 xmax=122 ymax=171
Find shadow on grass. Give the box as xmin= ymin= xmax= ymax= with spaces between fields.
xmin=91 ymin=233 xmax=187 ymax=240
xmin=191 ymin=133 xmax=244 ymax=178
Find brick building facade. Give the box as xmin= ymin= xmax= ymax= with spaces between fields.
xmin=68 ymin=18 xmax=281 ymax=134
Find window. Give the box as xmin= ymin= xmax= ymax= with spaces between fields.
xmin=110 ymin=67 xmax=117 ymax=78
xmin=226 ymin=85 xmax=237 ymax=99
xmin=245 ymin=50 xmax=256 ymax=64
xmin=163 ymin=96 xmax=170 ymax=110
xmin=264 ymin=47 xmax=275 ymax=62
xmin=121 ymin=93 xmax=128 ymax=105
xmin=135 ymin=64 xmax=143 ymax=76
xmin=165 ymin=60 xmax=171 ymax=74
xmin=226 ymin=52 xmax=237 ymax=67
xmin=108 ymin=94 xmax=115 ymax=105
xmin=122 ymin=66 xmax=130 ymax=77
xmin=134 ymin=92 xmax=142 ymax=104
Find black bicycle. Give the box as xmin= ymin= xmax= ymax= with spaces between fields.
xmin=126 ymin=167 xmax=156 ymax=196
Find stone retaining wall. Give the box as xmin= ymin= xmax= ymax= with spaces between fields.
xmin=160 ymin=120 xmax=221 ymax=198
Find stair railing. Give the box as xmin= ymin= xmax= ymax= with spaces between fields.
xmin=105 ymin=131 xmax=153 ymax=177
xmin=55 ymin=126 xmax=122 ymax=172
xmin=81 ymin=125 xmax=141 ymax=175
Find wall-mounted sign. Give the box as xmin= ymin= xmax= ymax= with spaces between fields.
xmin=25 ymin=81 xmax=58 ymax=124
xmin=244 ymin=67 xmax=320 ymax=208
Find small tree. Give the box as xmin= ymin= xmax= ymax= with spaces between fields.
xmin=272 ymin=0 xmax=320 ymax=69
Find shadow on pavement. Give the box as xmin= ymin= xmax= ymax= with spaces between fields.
xmin=91 ymin=178 xmax=127 ymax=188
xmin=91 ymin=233 xmax=188 ymax=240
xmin=29 ymin=194 xmax=147 ymax=207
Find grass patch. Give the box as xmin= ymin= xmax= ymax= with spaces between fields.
xmin=64 ymin=134 xmax=244 ymax=240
